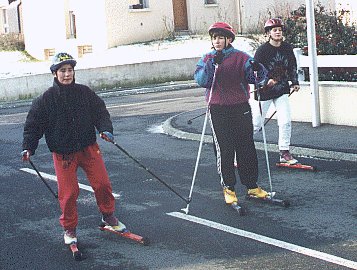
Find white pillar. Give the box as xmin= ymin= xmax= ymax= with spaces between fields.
xmin=305 ymin=0 xmax=321 ymax=127
xmin=235 ymin=0 xmax=243 ymax=34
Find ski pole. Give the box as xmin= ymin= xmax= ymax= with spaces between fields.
xmin=28 ymin=159 xmax=58 ymax=199
xmin=187 ymin=112 xmax=205 ymax=124
xmin=181 ymin=64 xmax=219 ymax=215
xmin=253 ymin=69 xmax=274 ymax=196
xmin=258 ymin=89 xmax=296 ymax=132
xmin=109 ymin=140 xmax=190 ymax=204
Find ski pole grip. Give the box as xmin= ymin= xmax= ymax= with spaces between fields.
xmin=100 ymin=131 xmax=114 ymax=143
xmin=249 ymin=60 xmax=261 ymax=71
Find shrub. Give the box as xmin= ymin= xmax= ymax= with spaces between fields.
xmin=283 ymin=3 xmax=357 ymax=81
xmin=0 ymin=33 xmax=25 ymax=51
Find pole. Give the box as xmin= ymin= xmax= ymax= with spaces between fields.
xmin=235 ymin=0 xmax=243 ymax=34
xmin=111 ymin=141 xmax=189 ymax=204
xmin=29 ymin=159 xmax=58 ymax=199
xmin=305 ymin=0 xmax=321 ymax=127
xmin=181 ymin=64 xmax=219 ymax=215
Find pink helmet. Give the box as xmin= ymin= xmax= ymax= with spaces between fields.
xmin=264 ymin=18 xmax=285 ymax=32
xmin=208 ymin=22 xmax=236 ymax=41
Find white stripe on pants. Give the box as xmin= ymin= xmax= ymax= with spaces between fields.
xmin=250 ymin=94 xmax=292 ymax=151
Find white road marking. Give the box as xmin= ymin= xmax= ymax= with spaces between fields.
xmin=20 ymin=168 xmax=121 ymax=198
xmin=167 ymin=211 xmax=357 ymax=270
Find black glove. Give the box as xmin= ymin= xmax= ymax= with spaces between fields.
xmin=250 ymin=60 xmax=261 ymax=71
xmin=213 ymin=51 xmax=224 ymax=65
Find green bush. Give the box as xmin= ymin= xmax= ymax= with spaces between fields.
xmin=0 ymin=33 xmax=25 ymax=51
xmin=283 ymin=3 xmax=357 ymax=81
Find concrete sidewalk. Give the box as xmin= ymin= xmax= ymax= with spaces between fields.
xmin=162 ymin=107 xmax=357 ymax=162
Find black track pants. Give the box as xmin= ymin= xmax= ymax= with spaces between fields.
xmin=209 ymin=102 xmax=259 ymax=189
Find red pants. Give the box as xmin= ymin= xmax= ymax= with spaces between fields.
xmin=53 ymin=143 xmax=115 ymax=230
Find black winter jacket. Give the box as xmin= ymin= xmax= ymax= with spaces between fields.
xmin=254 ymin=41 xmax=299 ymax=101
xmin=22 ymin=79 xmax=113 ymax=155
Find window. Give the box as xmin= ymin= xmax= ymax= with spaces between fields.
xmin=205 ymin=0 xmax=217 ymax=4
xmin=2 ymin=9 xmax=9 ymax=34
xmin=129 ymin=0 xmax=149 ymax=9
xmin=69 ymin=11 xmax=76 ymax=38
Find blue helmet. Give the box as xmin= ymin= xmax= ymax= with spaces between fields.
xmin=50 ymin=52 xmax=77 ymax=73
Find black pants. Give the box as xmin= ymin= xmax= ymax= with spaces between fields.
xmin=209 ymin=102 xmax=258 ymax=190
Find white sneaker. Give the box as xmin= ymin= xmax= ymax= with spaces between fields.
xmin=280 ymin=150 xmax=298 ymax=165
xmin=102 ymin=215 xmax=127 ymax=232
xmin=64 ymin=229 xmax=77 ymax=244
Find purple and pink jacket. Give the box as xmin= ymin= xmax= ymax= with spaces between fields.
xmin=194 ymin=45 xmax=268 ymax=105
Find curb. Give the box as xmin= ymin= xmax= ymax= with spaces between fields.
xmin=162 ymin=113 xmax=357 ymax=163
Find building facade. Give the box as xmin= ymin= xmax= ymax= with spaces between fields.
xmin=1 ymin=0 xmax=343 ymax=60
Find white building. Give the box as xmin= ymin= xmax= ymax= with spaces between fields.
xmin=1 ymin=0 xmax=342 ymax=60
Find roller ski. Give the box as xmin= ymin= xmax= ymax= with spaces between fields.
xmin=223 ymin=187 xmax=247 ymax=216
xmin=64 ymin=229 xmax=82 ymax=261
xmin=99 ymin=215 xmax=149 ymax=246
xmin=276 ymin=150 xmax=316 ymax=171
xmin=245 ymin=187 xmax=290 ymax=207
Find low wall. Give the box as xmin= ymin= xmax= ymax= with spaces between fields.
xmin=0 ymin=57 xmax=200 ymax=100
xmin=255 ymin=81 xmax=357 ymax=127
xmin=289 ymin=82 xmax=357 ymax=127
xmin=1 ymin=57 xmax=356 ymax=127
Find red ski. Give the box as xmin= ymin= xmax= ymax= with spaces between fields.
xmin=69 ymin=242 xmax=82 ymax=261
xmin=276 ymin=162 xmax=316 ymax=171
xmin=99 ymin=224 xmax=149 ymax=246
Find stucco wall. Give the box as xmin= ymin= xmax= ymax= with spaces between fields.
xmin=21 ymin=0 xmax=68 ymax=60
xmin=186 ymin=0 xmax=238 ymax=34
xmin=0 ymin=57 xmax=199 ymax=100
xmin=71 ymin=0 xmax=107 ymax=51
xmin=249 ymin=81 xmax=357 ymax=127
xmin=289 ymin=82 xmax=357 ymax=126
xmin=104 ymin=0 xmax=174 ymax=47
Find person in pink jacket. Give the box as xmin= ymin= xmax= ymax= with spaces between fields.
xmin=194 ymin=22 xmax=270 ymax=205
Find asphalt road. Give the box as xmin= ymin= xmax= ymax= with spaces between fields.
xmin=0 ymin=88 xmax=356 ymax=270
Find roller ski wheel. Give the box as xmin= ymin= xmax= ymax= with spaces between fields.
xmin=246 ymin=192 xmax=290 ymax=208
xmin=276 ymin=162 xmax=316 ymax=171
xmin=230 ymin=202 xmax=247 ymax=216
xmin=99 ymin=223 xmax=149 ymax=246
xmin=69 ymin=242 xmax=82 ymax=261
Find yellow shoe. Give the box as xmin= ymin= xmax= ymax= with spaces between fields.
xmin=247 ymin=187 xmax=268 ymax=198
xmin=223 ymin=187 xmax=238 ymax=205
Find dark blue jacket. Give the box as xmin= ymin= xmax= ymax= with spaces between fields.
xmin=22 ymin=78 xmax=113 ymax=155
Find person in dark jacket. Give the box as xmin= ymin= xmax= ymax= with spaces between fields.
xmin=21 ymin=52 xmax=126 ymax=245
xmin=194 ymin=22 xmax=270 ymax=206
xmin=252 ymin=18 xmax=300 ymax=164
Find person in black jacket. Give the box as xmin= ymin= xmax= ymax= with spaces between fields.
xmin=21 ymin=52 xmax=126 ymax=245
xmin=252 ymin=18 xmax=300 ymax=164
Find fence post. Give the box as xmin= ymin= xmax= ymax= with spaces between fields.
xmin=293 ymin=48 xmax=305 ymax=82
